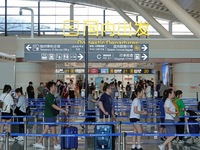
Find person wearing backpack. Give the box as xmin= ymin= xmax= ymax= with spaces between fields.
xmin=174 ymin=90 xmax=185 ymax=144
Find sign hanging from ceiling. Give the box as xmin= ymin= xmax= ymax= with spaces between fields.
xmin=24 ymin=43 xmax=149 ymax=62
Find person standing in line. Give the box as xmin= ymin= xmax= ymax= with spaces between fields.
xmin=0 ymin=85 xmax=15 ymax=141
xmin=156 ymin=81 xmax=161 ymax=98
xmin=33 ymin=81 xmax=68 ymax=149
xmin=130 ymin=86 xmax=147 ymax=150
xmin=26 ymin=81 xmax=35 ymax=107
xmin=68 ymin=79 xmax=75 ymax=99
xmin=158 ymin=89 xmax=177 ymax=150
xmin=98 ymin=84 xmax=116 ymax=122
xmin=86 ymin=87 xmax=98 ymax=122
xmin=37 ymin=82 xmax=44 ymax=99
xmin=74 ymin=83 xmax=80 ymax=98
xmin=15 ymin=87 xmax=26 ymax=141
xmin=159 ymin=81 xmax=167 ymax=98
xmin=174 ymin=90 xmax=185 ymax=144
xmin=159 ymin=90 xmax=167 ymax=141
xmin=100 ymin=80 xmax=104 ymax=94
xmin=26 ymin=81 xmax=35 ymax=99
xmin=126 ymin=82 xmax=132 ymax=98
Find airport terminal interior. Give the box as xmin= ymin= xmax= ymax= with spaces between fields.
xmin=1 ymin=0 xmax=200 ymax=150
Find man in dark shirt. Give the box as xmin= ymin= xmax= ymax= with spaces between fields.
xmin=26 ymin=81 xmax=35 ymax=99
xmin=98 ymin=83 xmax=116 ymax=122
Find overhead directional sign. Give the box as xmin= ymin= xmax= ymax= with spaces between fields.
xmin=24 ymin=43 xmax=149 ymax=62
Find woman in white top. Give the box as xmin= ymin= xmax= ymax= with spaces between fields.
xmin=158 ymin=88 xmax=177 ymax=150
xmin=0 ymin=85 xmax=14 ymax=141
xmin=130 ymin=86 xmax=147 ymax=150
xmin=15 ymin=87 xmax=26 ymax=141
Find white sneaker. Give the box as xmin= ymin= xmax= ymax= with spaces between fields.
xmin=158 ymin=144 xmax=165 ymax=150
xmin=9 ymin=138 xmax=15 ymax=142
xmin=54 ymin=144 xmax=61 ymax=149
xmin=178 ymin=140 xmax=184 ymax=144
xmin=0 ymin=137 xmax=4 ymax=142
xmin=33 ymin=143 xmax=45 ymax=149
xmin=16 ymin=136 xmax=24 ymax=141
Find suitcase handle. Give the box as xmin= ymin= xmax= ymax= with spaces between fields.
xmin=103 ymin=115 xmax=111 ymax=122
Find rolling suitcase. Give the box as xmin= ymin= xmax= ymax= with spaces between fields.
xmin=60 ymin=126 xmax=78 ymax=150
xmin=11 ymin=118 xmax=20 ymax=135
xmin=188 ymin=119 xmax=200 ymax=134
xmin=94 ymin=115 xmax=114 ymax=150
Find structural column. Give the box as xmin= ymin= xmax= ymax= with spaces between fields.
xmin=169 ymin=21 xmax=173 ymax=34
xmin=160 ymin=0 xmax=200 ymax=38
xmin=173 ymin=63 xmax=200 ymax=99
xmin=126 ymin=0 xmax=174 ymax=38
xmin=70 ymin=3 xmax=74 ymax=32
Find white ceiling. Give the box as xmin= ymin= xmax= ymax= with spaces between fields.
xmin=31 ymin=0 xmax=200 ymax=23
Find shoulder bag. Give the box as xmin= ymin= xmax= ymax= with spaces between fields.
xmin=169 ymin=114 xmax=180 ymax=123
xmin=0 ymin=94 xmax=11 ymax=113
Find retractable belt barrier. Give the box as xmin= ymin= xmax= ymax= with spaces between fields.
xmin=1 ymin=117 xmax=200 ymax=150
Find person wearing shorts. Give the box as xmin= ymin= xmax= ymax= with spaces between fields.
xmin=0 ymin=84 xmax=15 ymax=142
xmin=158 ymin=89 xmax=177 ymax=150
xmin=33 ymin=81 xmax=68 ymax=149
xmin=130 ymin=86 xmax=147 ymax=150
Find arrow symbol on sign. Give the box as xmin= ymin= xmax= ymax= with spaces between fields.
xmin=141 ymin=54 xmax=148 ymax=60
xmin=26 ymin=45 xmax=32 ymax=51
xmin=141 ymin=45 xmax=148 ymax=51
xmin=78 ymin=54 xmax=84 ymax=60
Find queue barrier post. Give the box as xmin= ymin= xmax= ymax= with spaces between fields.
xmin=24 ymin=118 xmax=28 ymax=150
xmin=47 ymin=130 xmax=51 ymax=150
xmin=5 ymin=132 xmax=10 ymax=150
xmin=122 ymin=132 xmax=127 ymax=150
xmin=42 ymin=113 xmax=45 ymax=145
xmin=34 ymin=114 xmax=38 ymax=143
xmin=118 ymin=121 xmax=122 ymax=150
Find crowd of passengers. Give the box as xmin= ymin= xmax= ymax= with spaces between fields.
xmin=0 ymin=79 xmax=192 ymax=150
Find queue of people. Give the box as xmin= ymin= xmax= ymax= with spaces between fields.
xmin=0 ymin=79 xmax=190 ymax=150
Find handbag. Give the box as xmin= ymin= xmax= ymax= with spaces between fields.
xmin=51 ymin=102 xmax=59 ymax=116
xmin=14 ymin=106 xmax=20 ymax=114
xmin=170 ymin=114 xmax=180 ymax=123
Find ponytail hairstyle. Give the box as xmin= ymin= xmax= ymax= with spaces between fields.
xmin=131 ymin=86 xmax=143 ymax=100
xmin=15 ymin=87 xmax=23 ymax=95
xmin=162 ymin=88 xmax=173 ymax=102
xmin=3 ymin=84 xmax=12 ymax=93
xmin=175 ymin=90 xmax=182 ymax=98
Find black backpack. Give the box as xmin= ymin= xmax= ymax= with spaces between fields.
xmin=126 ymin=85 xmax=131 ymax=91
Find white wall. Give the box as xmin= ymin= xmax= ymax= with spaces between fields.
xmin=0 ymin=62 xmax=15 ymax=94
